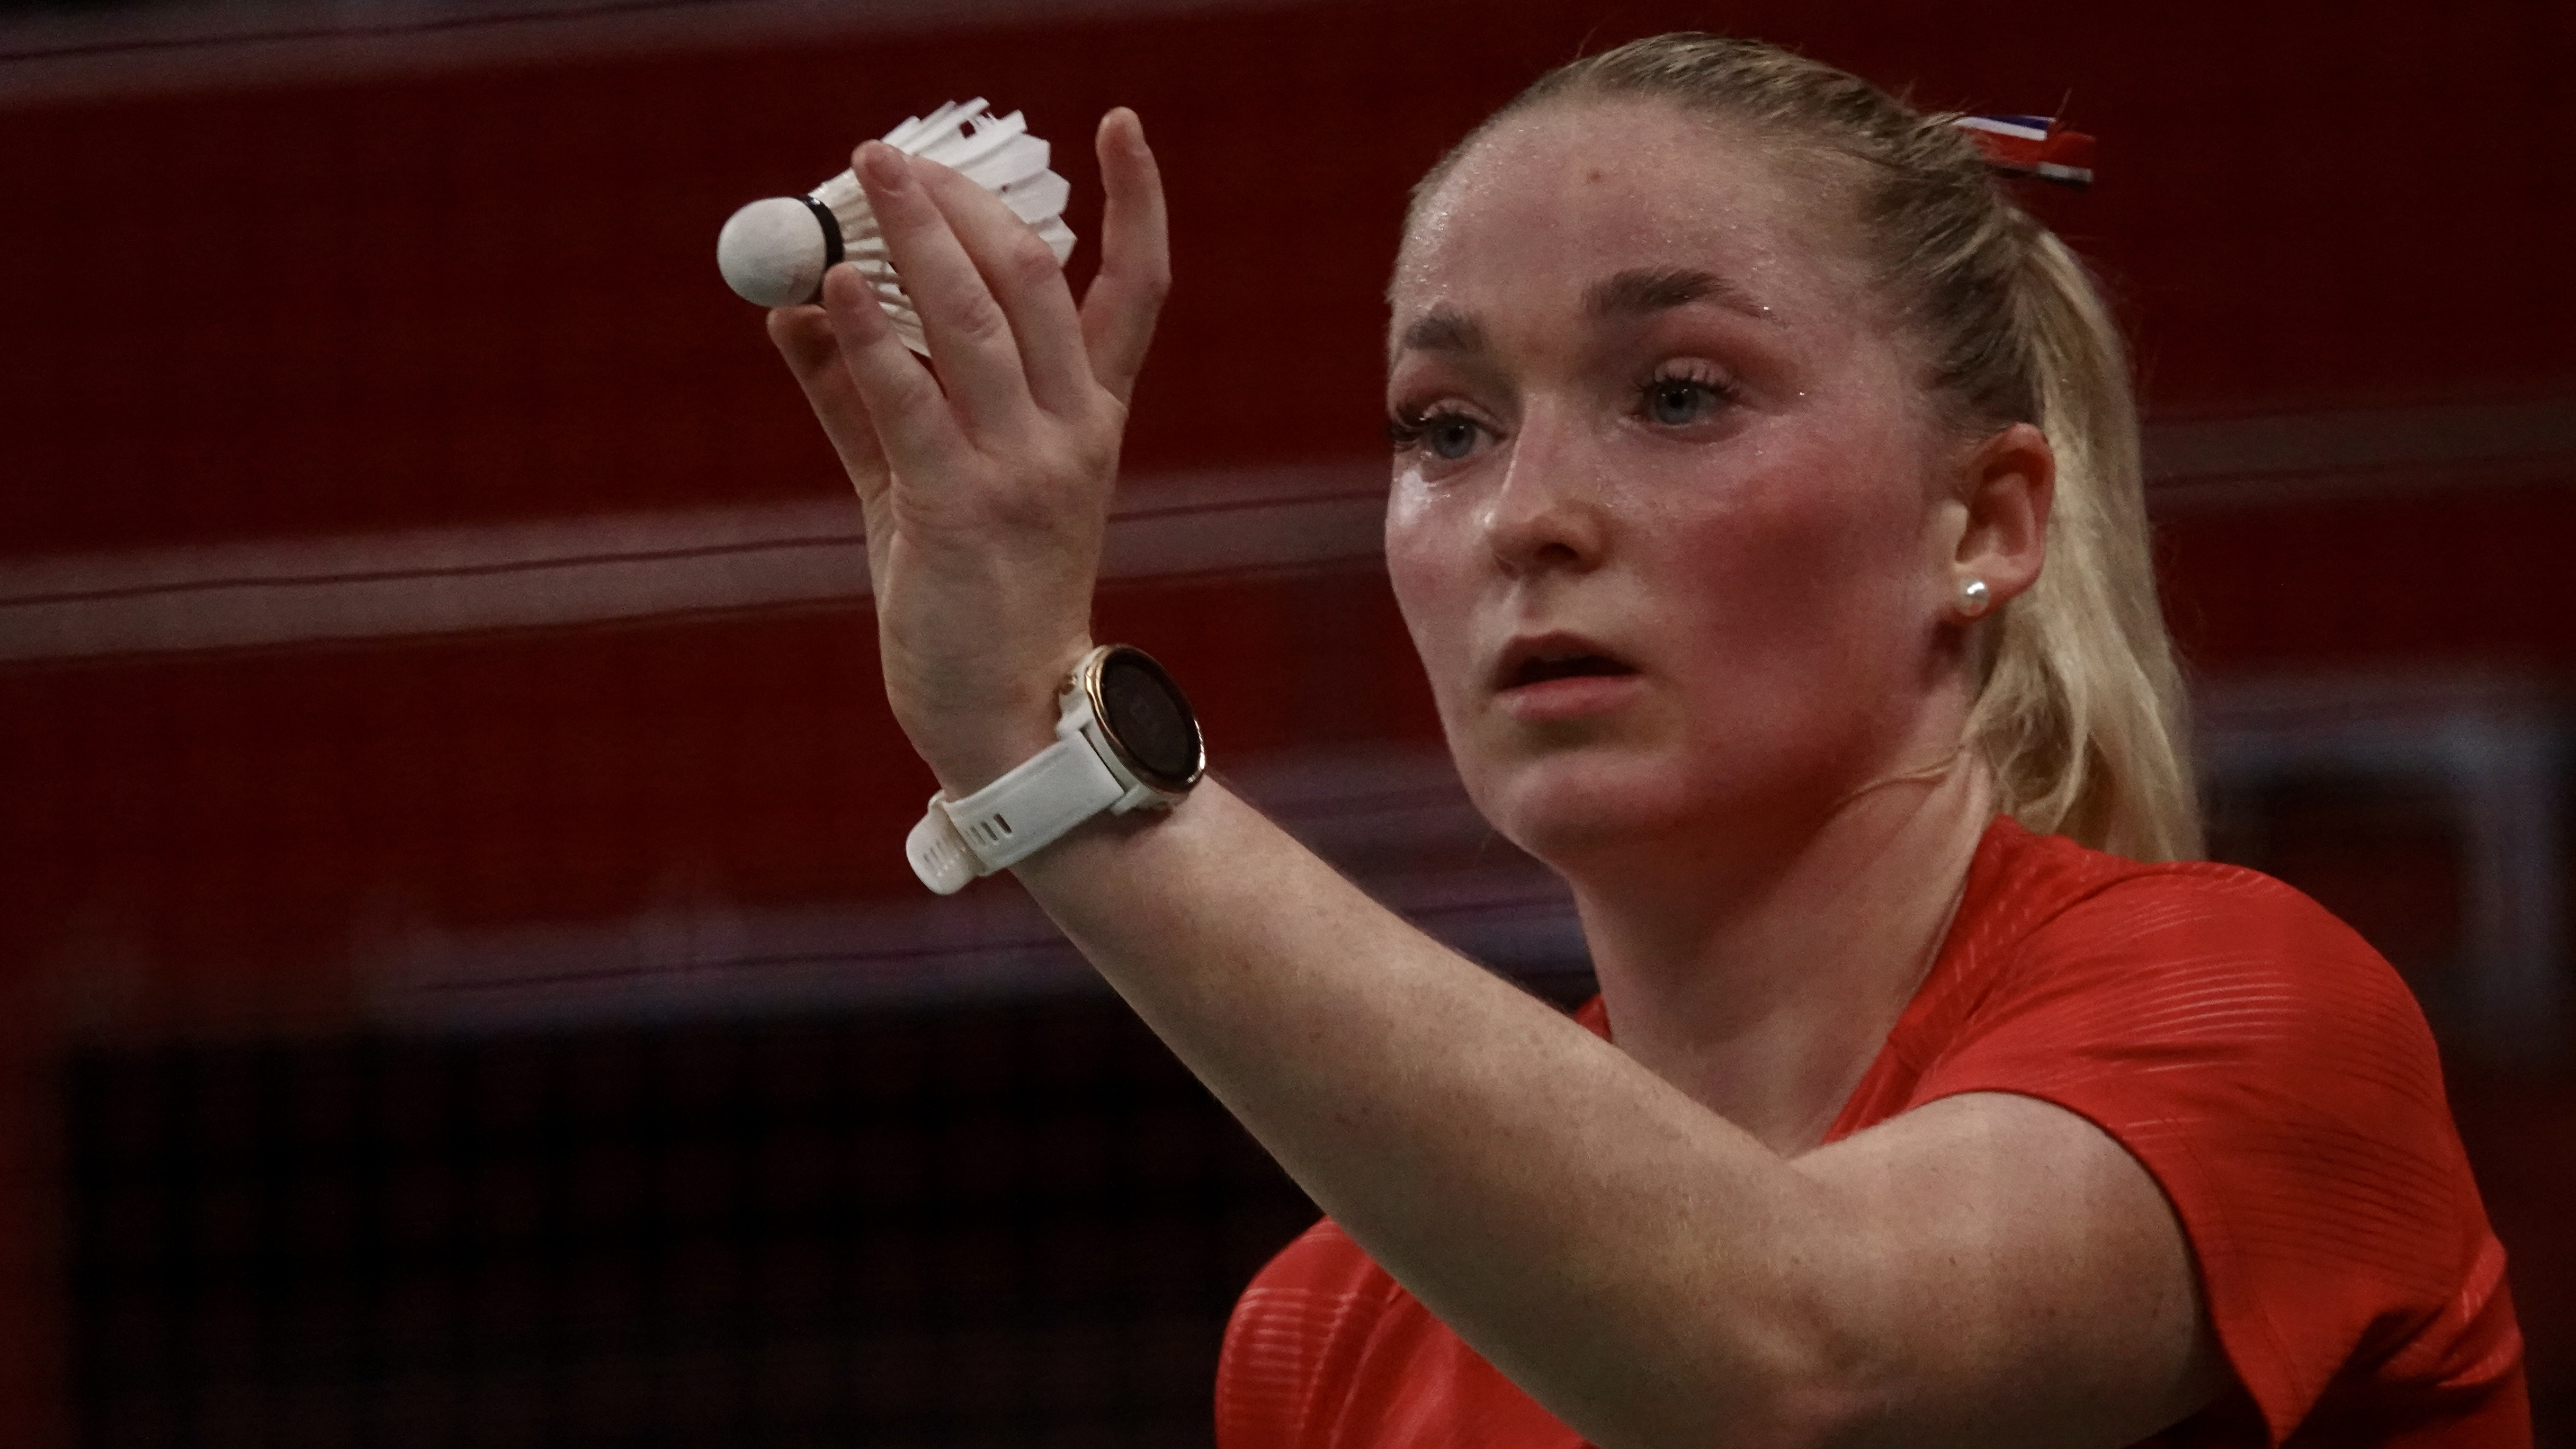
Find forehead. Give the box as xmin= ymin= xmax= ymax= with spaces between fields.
xmin=1393 ymin=99 xmax=1864 ymax=327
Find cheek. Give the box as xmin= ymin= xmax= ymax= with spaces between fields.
xmin=1635 ymin=447 xmax=1933 ymax=695
xmin=1382 ymin=478 xmax=1475 ymax=701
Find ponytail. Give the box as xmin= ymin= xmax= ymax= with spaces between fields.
xmin=1966 ymin=232 xmax=2198 ymax=860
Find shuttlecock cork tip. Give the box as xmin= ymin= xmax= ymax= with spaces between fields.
xmin=717 ymin=194 xmax=840 ymax=308
xmin=720 ymin=101 xmax=1068 ymax=353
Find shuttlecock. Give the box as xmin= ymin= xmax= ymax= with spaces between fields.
xmin=715 ymin=99 xmax=1077 ymax=353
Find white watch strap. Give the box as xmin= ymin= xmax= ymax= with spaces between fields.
xmin=904 ymin=729 xmax=1126 ymax=895
xmin=903 ymin=801 xmax=982 ymax=896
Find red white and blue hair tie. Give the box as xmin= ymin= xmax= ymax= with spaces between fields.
xmin=1951 ymin=113 xmax=2097 ymax=189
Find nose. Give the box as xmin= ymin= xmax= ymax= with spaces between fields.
xmin=1481 ymin=406 xmax=1607 ymax=577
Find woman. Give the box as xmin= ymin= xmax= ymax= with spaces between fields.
xmin=765 ymin=34 xmax=2527 ymax=1447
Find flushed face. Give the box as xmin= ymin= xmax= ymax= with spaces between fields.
xmin=1384 ymin=99 xmax=1968 ymax=875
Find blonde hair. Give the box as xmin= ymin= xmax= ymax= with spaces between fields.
xmin=1408 ymin=34 xmax=2200 ymax=861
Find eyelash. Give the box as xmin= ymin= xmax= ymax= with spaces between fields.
xmin=1637 ymin=361 xmax=1738 ymax=421
xmin=1384 ymin=407 xmax=1457 ymax=451
xmin=1385 ymin=363 xmax=1740 ymax=455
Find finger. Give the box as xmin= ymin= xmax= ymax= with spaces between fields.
xmin=1080 ymin=108 xmax=1171 ymax=407
xmin=912 ymin=157 xmax=1093 ymax=416
xmin=853 ymin=141 xmax=1035 ymax=434
xmin=818 ymin=259 xmax=970 ymax=487
xmin=766 ymin=302 xmax=893 ymax=505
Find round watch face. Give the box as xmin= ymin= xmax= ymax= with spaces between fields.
xmin=1094 ymin=647 xmax=1203 ymax=791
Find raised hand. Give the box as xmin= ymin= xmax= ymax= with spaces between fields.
xmin=765 ymin=108 xmax=1170 ymax=795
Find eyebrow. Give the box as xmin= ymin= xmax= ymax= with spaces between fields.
xmin=1584 ymin=266 xmax=1772 ymax=324
xmin=1391 ymin=266 xmax=1772 ymax=360
xmin=1395 ymin=306 xmax=1489 ymax=357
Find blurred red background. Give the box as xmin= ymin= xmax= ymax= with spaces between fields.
xmin=3 ymin=0 xmax=2571 ymax=1443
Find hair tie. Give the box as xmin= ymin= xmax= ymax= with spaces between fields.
xmin=1952 ymin=114 xmax=2096 ymax=189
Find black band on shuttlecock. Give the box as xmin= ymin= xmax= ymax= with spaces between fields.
xmin=800 ymin=194 xmax=845 ymax=269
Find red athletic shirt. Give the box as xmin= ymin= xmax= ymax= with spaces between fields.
xmin=1215 ymin=817 xmax=2528 ymax=1447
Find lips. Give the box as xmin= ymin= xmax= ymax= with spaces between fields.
xmin=1493 ymin=634 xmax=1639 ymax=693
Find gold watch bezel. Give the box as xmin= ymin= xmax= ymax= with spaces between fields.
xmin=1074 ymin=643 xmax=1206 ymax=795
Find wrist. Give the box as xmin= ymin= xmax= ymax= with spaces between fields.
xmin=904 ymin=644 xmax=1204 ymax=895
xmin=893 ymin=643 xmax=1096 ymax=797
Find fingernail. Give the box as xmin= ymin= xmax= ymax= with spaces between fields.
xmin=812 ymin=262 xmax=851 ymax=311
xmin=821 ymin=264 xmax=885 ymax=335
xmin=858 ymin=141 xmax=908 ymax=189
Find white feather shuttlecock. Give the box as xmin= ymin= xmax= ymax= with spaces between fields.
xmin=715 ymin=99 xmax=1076 ymax=353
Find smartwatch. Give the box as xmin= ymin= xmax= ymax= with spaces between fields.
xmin=905 ymin=644 xmax=1205 ymax=895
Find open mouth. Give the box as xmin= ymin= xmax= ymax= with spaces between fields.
xmin=1498 ymin=640 xmax=1639 ymax=691
xmin=1513 ymin=654 xmax=1634 ymax=686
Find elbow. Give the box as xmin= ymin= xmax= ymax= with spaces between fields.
xmin=1746 ymin=1208 xmax=1920 ymax=1449
xmin=1549 ymin=1303 xmax=1887 ymax=1449
xmin=1701 ymin=1294 xmax=1901 ymax=1449
xmin=1766 ymin=1373 xmax=1891 ymax=1449
xmin=1738 ymin=1350 xmax=1893 ymax=1449
xmin=1564 ymin=1336 xmax=1882 ymax=1449
xmin=1555 ymin=1198 xmax=1911 ymax=1449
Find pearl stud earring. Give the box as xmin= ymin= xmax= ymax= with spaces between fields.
xmin=1958 ymin=577 xmax=1992 ymax=619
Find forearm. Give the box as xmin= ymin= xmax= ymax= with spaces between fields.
xmin=1015 ymin=782 xmax=1854 ymax=1448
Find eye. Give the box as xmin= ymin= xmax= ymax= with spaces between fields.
xmin=1426 ymin=414 xmax=1482 ymax=460
xmin=1388 ymin=407 xmax=1489 ymax=462
xmin=1645 ymin=377 xmax=1721 ymax=427
xmin=1634 ymin=361 xmax=1738 ymax=430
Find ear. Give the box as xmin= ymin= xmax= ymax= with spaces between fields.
xmin=1944 ymin=421 xmax=2053 ymax=615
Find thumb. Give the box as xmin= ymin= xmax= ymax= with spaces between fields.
xmin=1079 ymin=108 xmax=1171 ymax=406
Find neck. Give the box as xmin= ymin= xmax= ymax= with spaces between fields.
xmin=1567 ymin=749 xmax=1995 ymax=1156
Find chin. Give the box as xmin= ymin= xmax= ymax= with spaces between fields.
xmin=1464 ymin=745 xmax=1706 ymax=871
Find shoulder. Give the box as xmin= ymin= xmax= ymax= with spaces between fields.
xmin=1219 ymin=1219 xmax=1584 ymax=1449
xmin=1963 ymin=828 xmax=2431 ymax=1088
xmin=1230 ymin=1217 xmax=1398 ymax=1326
xmin=1935 ymin=820 xmax=2414 ymax=1037
xmin=1217 ymin=1219 xmax=1404 ymax=1449
xmin=1928 ymin=824 xmax=2452 ymax=1187
xmin=1910 ymin=824 xmax=2523 ymax=1442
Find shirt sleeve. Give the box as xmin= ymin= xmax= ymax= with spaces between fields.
xmin=1909 ymin=866 xmax=2525 ymax=1444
